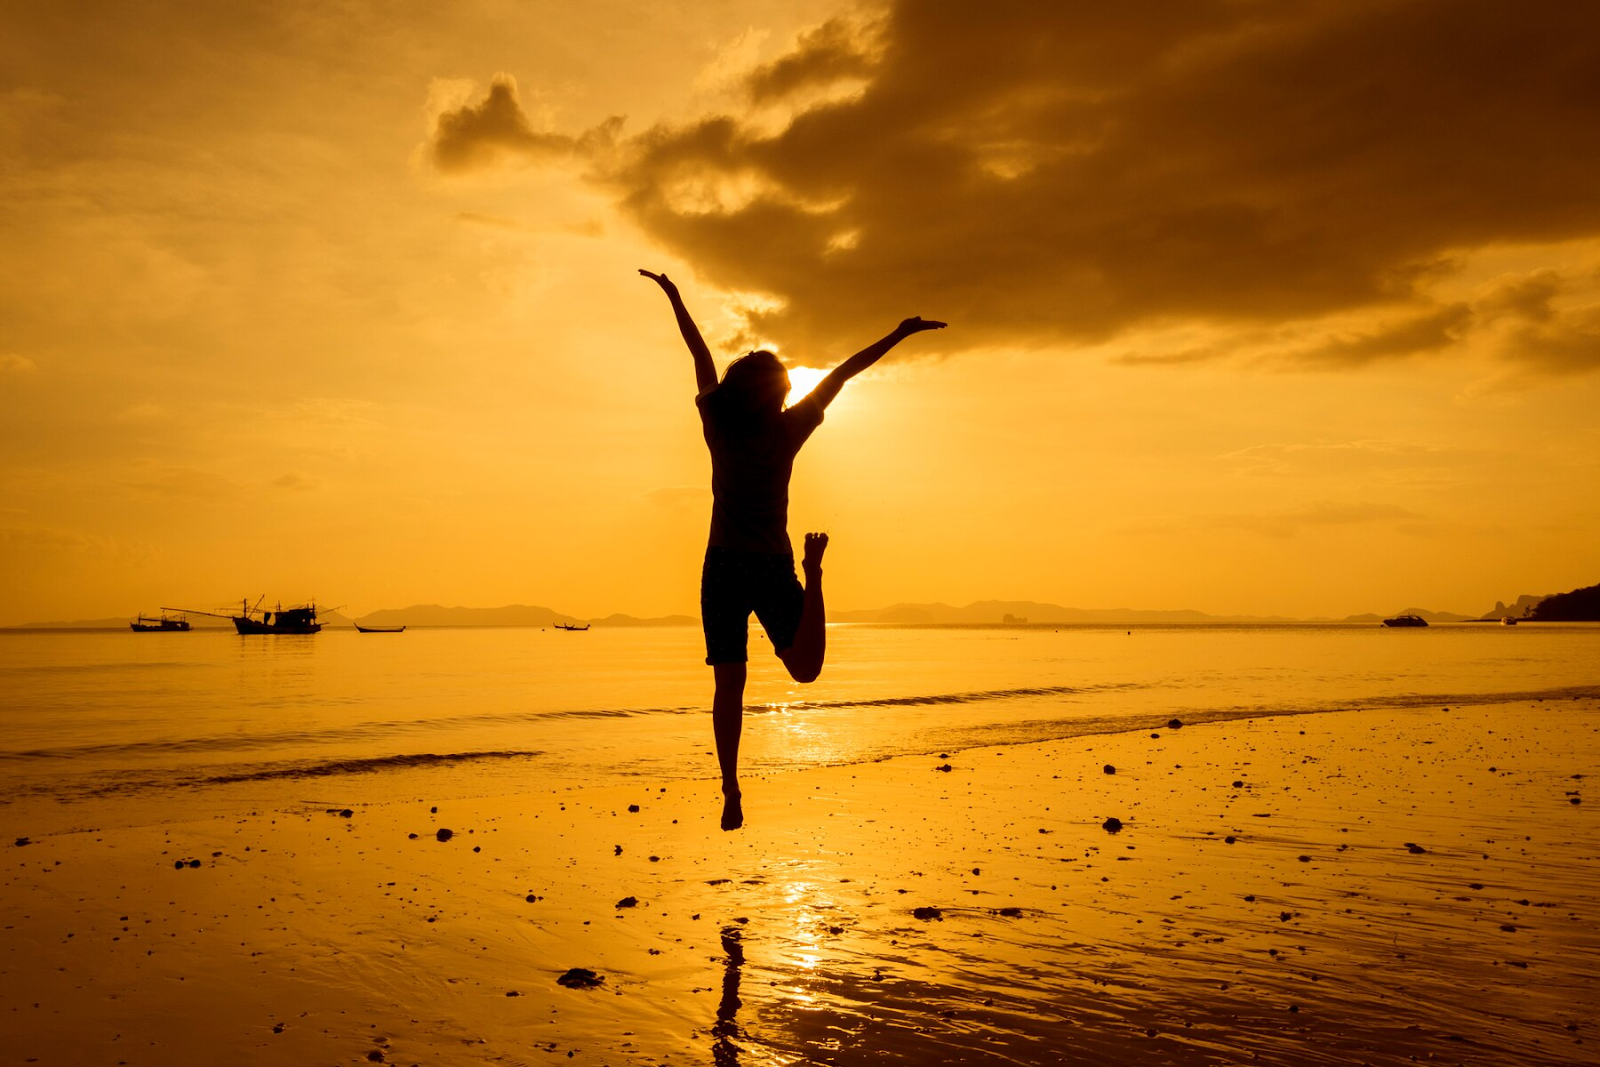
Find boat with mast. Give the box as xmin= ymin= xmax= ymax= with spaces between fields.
xmin=130 ymin=612 xmax=190 ymax=632
xmin=169 ymin=597 xmax=323 ymax=634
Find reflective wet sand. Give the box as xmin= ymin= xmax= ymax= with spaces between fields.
xmin=4 ymin=698 xmax=1594 ymax=1065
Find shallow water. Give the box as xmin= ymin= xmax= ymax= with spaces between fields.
xmin=3 ymin=625 xmax=1596 ymax=1066
xmin=2 ymin=622 xmax=1597 ymax=823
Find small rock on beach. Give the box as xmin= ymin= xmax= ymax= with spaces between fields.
xmin=557 ymin=967 xmax=604 ymax=989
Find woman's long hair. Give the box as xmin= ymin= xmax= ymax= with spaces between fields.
xmin=705 ymin=350 xmax=787 ymax=436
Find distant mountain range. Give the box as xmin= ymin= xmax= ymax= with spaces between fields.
xmin=10 ymin=588 xmax=1590 ymax=629
xmin=830 ymin=600 xmax=1318 ymax=625
xmin=351 ymin=604 xmax=697 ymax=628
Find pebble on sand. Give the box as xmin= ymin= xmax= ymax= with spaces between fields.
xmin=557 ymin=967 xmax=604 ymax=989
xmin=1167 ymin=719 xmax=1184 ymax=729
xmin=935 ymin=763 xmax=953 ymax=772
xmin=435 ymin=828 xmax=454 ymax=842
xmin=14 ymin=837 xmax=30 ymax=847
xmin=1404 ymin=842 xmax=1427 ymax=854
xmin=913 ymin=906 xmax=943 ymax=921
xmin=615 ymin=895 xmax=638 ymax=908
xmin=1103 ymin=764 xmax=1116 ymax=775
xmin=1103 ymin=817 xmax=1124 ymax=833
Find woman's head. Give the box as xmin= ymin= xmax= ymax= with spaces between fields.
xmin=709 ymin=350 xmax=789 ymax=430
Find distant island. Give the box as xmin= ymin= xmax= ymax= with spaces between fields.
xmin=10 ymin=584 xmax=1597 ymax=629
xmin=1526 ymin=582 xmax=1600 ymax=621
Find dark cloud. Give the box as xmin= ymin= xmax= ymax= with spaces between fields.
xmin=1292 ymin=303 xmax=1472 ymax=367
xmin=745 ymin=18 xmax=879 ymax=103
xmin=590 ymin=0 xmax=1600 ymax=368
xmin=428 ymin=75 xmax=621 ymax=174
xmin=1500 ymin=303 xmax=1600 ymax=375
xmin=1473 ymin=269 xmax=1600 ymax=374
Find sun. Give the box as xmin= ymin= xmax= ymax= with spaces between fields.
xmin=784 ymin=364 xmax=829 ymax=407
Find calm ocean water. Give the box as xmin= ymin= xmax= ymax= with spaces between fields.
xmin=3 ymin=623 xmax=1597 ymax=824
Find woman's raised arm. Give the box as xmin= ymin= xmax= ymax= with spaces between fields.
xmin=640 ymin=270 xmax=718 ymax=395
xmin=805 ymin=317 xmax=946 ymax=410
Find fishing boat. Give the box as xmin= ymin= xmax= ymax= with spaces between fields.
xmin=1381 ymin=614 xmax=1429 ymax=627
xmin=355 ymin=624 xmax=405 ymax=633
xmin=1500 ymin=616 xmax=1519 ymax=626
xmin=170 ymin=597 xmax=322 ymax=634
xmin=130 ymin=612 xmax=190 ymax=632
xmin=554 ymin=622 xmax=590 ymax=631
xmin=233 ymin=600 xmax=321 ymax=634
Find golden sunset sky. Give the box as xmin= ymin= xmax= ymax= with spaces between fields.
xmin=3 ymin=0 xmax=1598 ymax=625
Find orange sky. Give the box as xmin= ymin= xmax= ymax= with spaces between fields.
xmin=3 ymin=0 xmax=1598 ymax=625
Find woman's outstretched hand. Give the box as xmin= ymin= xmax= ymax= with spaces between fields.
xmin=639 ymin=269 xmax=678 ymax=296
xmin=897 ymin=316 xmax=947 ymax=335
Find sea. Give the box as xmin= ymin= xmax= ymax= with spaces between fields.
xmin=3 ymin=622 xmax=1598 ymax=828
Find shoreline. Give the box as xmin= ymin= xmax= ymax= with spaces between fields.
xmin=3 ymin=698 xmax=1595 ymax=1065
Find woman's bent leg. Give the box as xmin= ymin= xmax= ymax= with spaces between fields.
xmin=712 ymin=661 xmax=747 ymax=830
xmin=779 ymin=533 xmax=828 ymax=684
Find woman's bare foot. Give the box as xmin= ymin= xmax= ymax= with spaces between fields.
xmin=802 ymin=531 xmax=828 ymax=579
xmin=720 ymin=786 xmax=743 ymax=831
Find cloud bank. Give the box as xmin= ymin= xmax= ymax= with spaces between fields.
xmin=432 ymin=1 xmax=1600 ymax=370
xmin=427 ymin=75 xmax=621 ymax=174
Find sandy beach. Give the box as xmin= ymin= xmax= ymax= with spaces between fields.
xmin=4 ymin=696 xmax=1594 ymax=1066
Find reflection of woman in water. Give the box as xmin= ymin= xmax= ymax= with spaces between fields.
xmin=641 ymin=269 xmax=945 ymax=830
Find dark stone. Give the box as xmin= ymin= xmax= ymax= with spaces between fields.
xmin=188 ymin=859 xmax=201 ymax=868
xmin=339 ymin=809 xmax=353 ymax=818
xmin=628 ymin=804 xmax=640 ymax=813
xmin=1103 ymin=764 xmax=1116 ymax=775
xmin=366 ymin=1051 xmax=385 ymax=1062
xmin=557 ymin=967 xmax=604 ymax=989
xmin=505 ymin=990 xmax=520 ymax=997
xmin=1102 ymin=817 xmax=1123 ymax=833
xmin=912 ymin=906 xmax=943 ymax=920
xmin=436 ymin=828 xmax=453 ymax=842
xmin=408 ymin=833 xmax=418 ymax=839
xmin=935 ymin=763 xmax=953 ymax=772
xmin=1232 ymin=780 xmax=1244 ymax=788
xmin=998 ymin=907 xmax=1023 ymax=917
xmin=1404 ymin=842 xmax=1427 ymax=854
xmin=615 ymin=896 xmax=638 ymax=908
xmin=1225 ymin=836 xmax=1237 ymax=844
xmin=14 ymin=837 xmax=30 ymax=847
xmin=174 ymin=860 xmax=185 ymax=869
xmin=525 ymin=894 xmax=539 ymax=903
xmin=1167 ymin=719 xmax=1184 ymax=729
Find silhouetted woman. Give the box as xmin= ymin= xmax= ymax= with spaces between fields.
xmin=641 ymin=268 xmax=945 ymax=829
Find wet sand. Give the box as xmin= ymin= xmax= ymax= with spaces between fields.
xmin=4 ymin=698 xmax=1595 ymax=1065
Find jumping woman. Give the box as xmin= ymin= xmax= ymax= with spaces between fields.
xmin=640 ymin=269 xmax=945 ymax=830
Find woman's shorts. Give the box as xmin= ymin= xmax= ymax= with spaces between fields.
xmin=700 ymin=546 xmax=804 ymax=665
